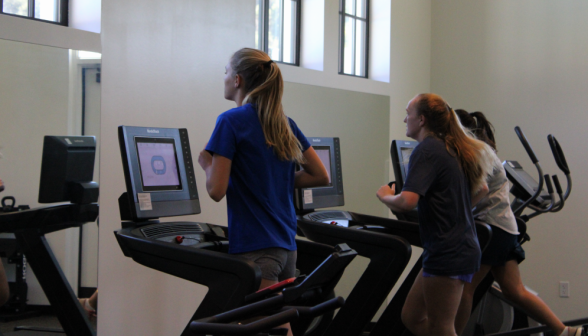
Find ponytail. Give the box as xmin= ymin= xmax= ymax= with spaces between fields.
xmin=454 ymin=109 xmax=497 ymax=152
xmin=230 ymin=48 xmax=304 ymax=164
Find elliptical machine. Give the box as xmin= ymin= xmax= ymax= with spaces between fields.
xmin=460 ymin=126 xmax=585 ymax=336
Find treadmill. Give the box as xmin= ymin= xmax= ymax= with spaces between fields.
xmin=295 ymin=137 xmax=493 ymax=336
xmin=0 ymin=136 xmax=100 ymax=336
xmin=114 ymin=126 xmax=353 ymax=336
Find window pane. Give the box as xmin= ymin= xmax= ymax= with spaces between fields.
xmin=35 ymin=0 xmax=58 ymax=21
xmin=3 ymin=0 xmax=28 ymax=16
xmin=356 ymin=0 xmax=366 ymax=19
xmin=345 ymin=0 xmax=355 ymax=15
xmin=267 ymin=0 xmax=283 ymax=61
xmin=255 ymin=0 xmax=262 ymax=50
xmin=282 ymin=0 xmax=297 ymax=63
xmin=355 ymin=19 xmax=366 ymax=76
xmin=343 ymin=16 xmax=354 ymax=74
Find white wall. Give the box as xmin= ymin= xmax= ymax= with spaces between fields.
xmin=99 ymin=0 xmax=431 ymax=334
xmin=0 ymin=14 xmax=100 ymax=52
xmin=0 ymin=39 xmax=80 ymax=305
xmin=431 ymin=0 xmax=588 ymax=319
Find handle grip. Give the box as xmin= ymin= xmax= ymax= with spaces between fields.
xmin=548 ymin=135 xmax=570 ymax=175
xmin=552 ymin=175 xmax=563 ymax=195
xmin=515 ymin=126 xmax=539 ymax=164
xmin=190 ymin=308 xmax=298 ymax=335
xmin=292 ymin=296 xmax=346 ymax=318
xmin=544 ymin=175 xmax=554 ymax=194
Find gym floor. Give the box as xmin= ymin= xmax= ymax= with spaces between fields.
xmin=0 ymin=314 xmax=79 ymax=333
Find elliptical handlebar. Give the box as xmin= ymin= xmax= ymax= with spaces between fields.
xmin=548 ymin=135 xmax=570 ymax=175
xmin=513 ymin=127 xmax=545 ymax=217
xmin=515 ymin=126 xmax=539 ymax=164
xmin=548 ymin=134 xmax=572 ymax=201
xmin=513 ymin=128 xmax=572 ymax=220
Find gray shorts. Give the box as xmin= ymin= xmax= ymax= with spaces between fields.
xmin=237 ymin=248 xmax=297 ymax=281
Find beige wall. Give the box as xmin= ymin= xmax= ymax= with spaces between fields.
xmin=431 ymin=0 xmax=588 ymax=319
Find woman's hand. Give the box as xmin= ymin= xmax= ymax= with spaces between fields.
xmin=376 ymin=183 xmax=395 ymax=201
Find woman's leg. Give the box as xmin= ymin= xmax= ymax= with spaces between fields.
xmin=454 ymin=265 xmax=492 ymax=335
xmin=402 ymin=270 xmax=465 ymax=336
xmin=422 ymin=274 xmax=465 ymax=336
xmin=492 ymin=260 xmax=565 ymax=335
xmin=402 ymin=270 xmax=428 ymax=336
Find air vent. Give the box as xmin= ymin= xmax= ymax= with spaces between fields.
xmin=306 ymin=211 xmax=350 ymax=222
xmin=141 ymin=223 xmax=203 ymax=238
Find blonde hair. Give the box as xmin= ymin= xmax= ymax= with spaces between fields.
xmin=415 ymin=94 xmax=496 ymax=194
xmin=230 ymin=48 xmax=304 ymax=164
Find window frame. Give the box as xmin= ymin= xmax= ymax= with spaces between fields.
xmin=338 ymin=0 xmax=370 ymax=78
xmin=258 ymin=0 xmax=302 ymax=66
xmin=0 ymin=0 xmax=69 ymax=26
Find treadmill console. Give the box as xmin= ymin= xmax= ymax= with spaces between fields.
xmin=503 ymin=160 xmax=550 ymax=207
xmin=390 ymin=140 xmax=419 ymax=223
xmin=118 ymin=126 xmax=200 ymax=220
xmin=390 ymin=140 xmax=418 ymax=193
xmin=294 ymin=137 xmax=344 ymax=211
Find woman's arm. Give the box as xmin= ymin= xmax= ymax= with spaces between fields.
xmin=471 ymin=183 xmax=489 ymax=207
xmin=376 ymin=183 xmax=419 ymax=213
xmin=294 ymin=147 xmax=329 ymax=188
xmin=198 ymin=149 xmax=232 ymax=202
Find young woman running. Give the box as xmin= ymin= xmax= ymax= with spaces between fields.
xmin=453 ymin=109 xmax=583 ymax=336
xmin=198 ymin=48 xmax=328 ymax=334
xmin=376 ymin=93 xmax=494 ymax=336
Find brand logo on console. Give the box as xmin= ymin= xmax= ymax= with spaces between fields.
xmin=312 ymin=139 xmax=321 ymax=142
xmin=147 ymin=129 xmax=160 ymax=134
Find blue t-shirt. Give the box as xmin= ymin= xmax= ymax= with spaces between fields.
xmin=402 ymin=136 xmax=481 ymax=276
xmin=205 ymin=103 xmax=311 ymax=254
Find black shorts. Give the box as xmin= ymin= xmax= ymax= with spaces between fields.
xmin=481 ymin=224 xmax=526 ymax=266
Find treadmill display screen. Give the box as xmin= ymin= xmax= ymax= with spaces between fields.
xmin=136 ymin=137 xmax=182 ymax=191
xmin=314 ymin=146 xmax=332 ymax=186
xmin=400 ymin=147 xmax=414 ymax=180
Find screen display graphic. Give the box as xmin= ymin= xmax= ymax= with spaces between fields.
xmin=136 ymin=137 xmax=182 ymax=191
xmin=401 ymin=147 xmax=414 ymax=178
xmin=314 ymin=146 xmax=332 ymax=185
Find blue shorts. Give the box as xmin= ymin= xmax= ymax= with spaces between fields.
xmin=422 ymin=271 xmax=474 ymax=283
xmin=481 ymin=225 xmax=526 ymax=266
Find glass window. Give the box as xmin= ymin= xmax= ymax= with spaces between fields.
xmin=2 ymin=0 xmax=67 ymax=26
xmin=339 ymin=0 xmax=369 ymax=78
xmin=256 ymin=0 xmax=301 ymax=66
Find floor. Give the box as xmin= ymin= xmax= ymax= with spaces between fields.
xmin=0 ymin=314 xmax=97 ymax=334
xmin=0 ymin=314 xmax=62 ymax=334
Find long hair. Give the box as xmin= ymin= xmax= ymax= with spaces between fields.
xmin=415 ymin=94 xmax=495 ymax=194
xmin=230 ymin=48 xmax=304 ymax=164
xmin=454 ymin=109 xmax=497 ymax=151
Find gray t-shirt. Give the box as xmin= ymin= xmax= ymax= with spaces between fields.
xmin=473 ymin=153 xmax=519 ymax=235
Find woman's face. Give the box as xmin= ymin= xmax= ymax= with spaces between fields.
xmin=224 ymin=61 xmax=237 ymax=101
xmin=404 ymin=96 xmax=423 ymax=140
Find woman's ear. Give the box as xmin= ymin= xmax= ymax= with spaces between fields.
xmin=234 ymin=74 xmax=243 ymax=88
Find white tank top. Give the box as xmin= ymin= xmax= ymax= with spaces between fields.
xmin=473 ymin=153 xmax=519 ymax=235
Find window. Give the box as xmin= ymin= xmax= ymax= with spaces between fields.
xmin=256 ymin=0 xmax=301 ymax=66
xmin=1 ymin=0 xmax=68 ymax=26
xmin=339 ymin=0 xmax=369 ymax=77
